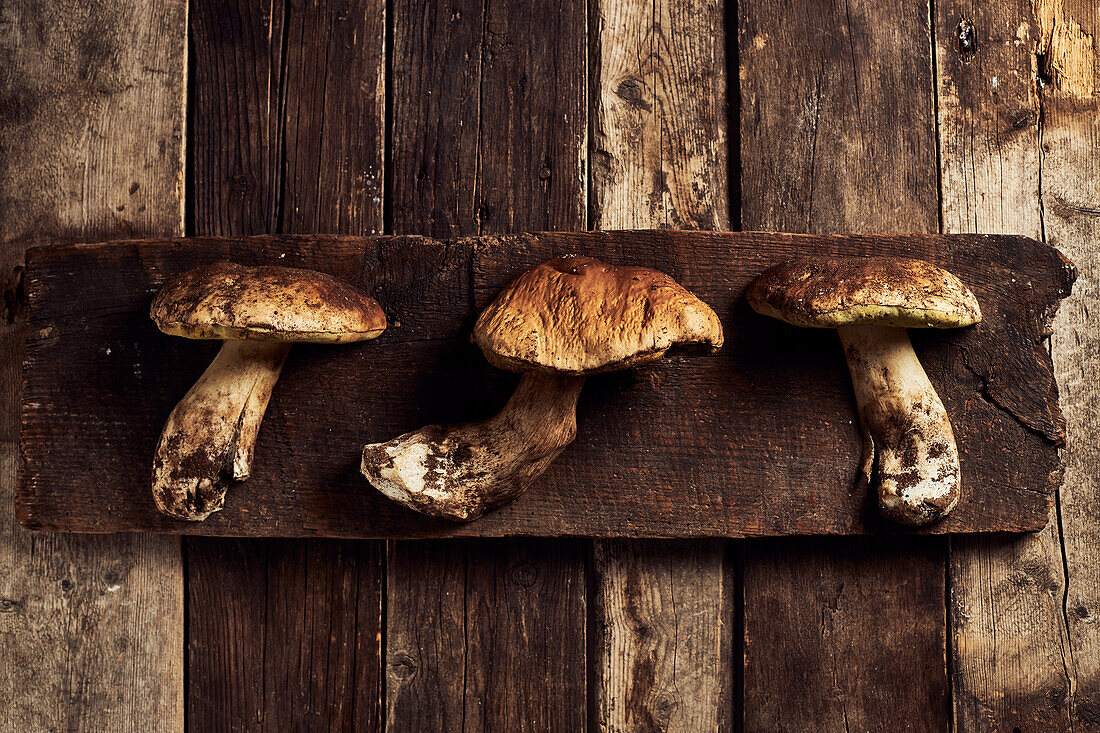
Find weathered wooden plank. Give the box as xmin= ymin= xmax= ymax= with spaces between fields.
xmin=383 ymin=4 xmax=485 ymax=724
xmin=190 ymin=540 xmax=383 ymax=730
xmin=271 ymin=15 xmax=387 ymax=727
xmin=934 ymin=2 xmax=1081 ymax=728
xmin=745 ymin=536 xmax=950 ymax=727
xmin=385 ymin=0 xmax=589 ymax=729
xmin=739 ymin=0 xmax=954 ymax=728
xmin=384 ymin=540 xmax=467 ymax=731
xmin=387 ymin=0 xmax=482 ymax=239
xmin=589 ymin=0 xmax=734 ymax=728
xmin=591 ymin=0 xmax=729 ymax=232
xmin=185 ymin=0 xmax=386 ymax=729
xmin=186 ymin=538 xmax=266 ymax=728
xmin=383 ymin=7 xmax=485 ymax=732
xmin=20 ymin=230 xmax=1071 ymax=539
xmin=264 ymin=539 xmax=383 ymax=730
xmin=593 ymin=540 xmax=734 ymax=730
xmin=461 ymin=539 xmax=588 ymax=729
xmin=0 ymin=0 xmax=186 ymax=729
xmin=1041 ymin=0 xmax=1100 ymax=724
xmin=186 ymin=0 xmax=288 ymax=724
xmin=462 ymin=2 xmax=589 ymax=729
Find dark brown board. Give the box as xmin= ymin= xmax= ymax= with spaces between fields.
xmin=19 ymin=230 xmax=1073 ymax=538
xmin=183 ymin=0 xmax=388 ymax=729
xmin=384 ymin=0 xmax=590 ymax=728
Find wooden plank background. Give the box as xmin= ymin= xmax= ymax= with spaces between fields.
xmin=2 ymin=1 xmax=1098 ymax=731
xmin=589 ymin=1 xmax=734 ymax=728
xmin=0 ymin=1 xmax=186 ymax=730
xmin=185 ymin=0 xmax=386 ymax=728
xmin=385 ymin=0 xmax=590 ymax=728
xmin=738 ymin=1 xmax=953 ymax=728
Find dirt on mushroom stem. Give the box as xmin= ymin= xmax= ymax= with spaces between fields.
xmin=360 ymin=371 xmax=585 ymax=521
xmin=151 ymin=339 xmax=291 ymax=521
xmin=838 ymin=324 xmax=961 ymax=525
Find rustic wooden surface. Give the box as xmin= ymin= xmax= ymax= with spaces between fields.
xmin=384 ymin=0 xmax=590 ymax=729
xmin=738 ymin=0 xmax=955 ymax=729
xmin=184 ymin=1 xmax=386 ymax=730
xmin=1041 ymin=0 xmax=1100 ymax=725
xmin=20 ymin=231 xmax=1071 ymax=538
xmin=935 ymin=0 xmax=1083 ymax=727
xmin=589 ymin=0 xmax=734 ymax=729
xmin=385 ymin=1 xmax=590 ymax=729
xmin=0 ymin=1 xmax=186 ymax=730
xmin=5 ymin=0 xmax=1099 ymax=730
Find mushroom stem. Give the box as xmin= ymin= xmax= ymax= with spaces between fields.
xmin=152 ymin=339 xmax=292 ymax=520
xmin=837 ymin=324 xmax=961 ymax=526
xmin=361 ymin=371 xmax=585 ymax=521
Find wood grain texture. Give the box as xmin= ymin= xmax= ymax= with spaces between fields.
xmin=935 ymin=1 xmax=1082 ymax=728
xmin=185 ymin=0 xmax=386 ymax=729
xmin=589 ymin=0 xmax=733 ymax=729
xmin=739 ymin=0 xmax=954 ymax=728
xmin=1042 ymin=0 xmax=1100 ymax=724
xmin=388 ymin=0 xmax=482 ymax=239
xmin=385 ymin=1 xmax=590 ymax=730
xmin=0 ymin=1 xmax=186 ymax=729
xmin=384 ymin=6 xmax=486 ymax=726
xmin=593 ymin=540 xmax=733 ymax=731
xmin=188 ymin=538 xmax=383 ymax=730
xmin=19 ymin=230 xmax=1072 ymax=539
xmin=590 ymin=0 xmax=729 ymax=232
xmin=745 ymin=536 xmax=950 ymax=729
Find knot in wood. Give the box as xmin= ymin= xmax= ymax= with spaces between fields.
xmin=510 ymin=562 xmax=539 ymax=588
xmin=390 ymin=653 xmax=418 ymax=680
xmin=955 ymin=19 xmax=976 ymax=62
xmin=654 ymin=692 xmax=680 ymax=719
xmin=614 ymin=78 xmax=652 ymax=111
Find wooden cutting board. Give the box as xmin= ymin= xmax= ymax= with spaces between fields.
xmin=17 ymin=230 xmax=1075 ymax=538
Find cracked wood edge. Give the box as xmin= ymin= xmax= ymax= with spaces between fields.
xmin=934 ymin=1 xmax=1090 ymax=728
xmin=1042 ymin=0 xmax=1100 ymax=724
xmin=384 ymin=0 xmax=590 ymax=729
xmin=185 ymin=1 xmax=386 ymax=729
xmin=0 ymin=1 xmax=186 ymax=730
xmin=739 ymin=0 xmax=951 ymax=728
xmin=590 ymin=0 xmax=735 ymax=730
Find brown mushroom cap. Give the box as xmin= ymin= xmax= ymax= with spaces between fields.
xmin=151 ymin=261 xmax=386 ymax=343
xmin=746 ymin=256 xmax=982 ymax=329
xmin=473 ymin=255 xmax=724 ymax=375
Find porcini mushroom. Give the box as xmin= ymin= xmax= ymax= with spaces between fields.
xmin=361 ymin=255 xmax=723 ymax=521
xmin=746 ymin=256 xmax=982 ymax=526
xmin=150 ymin=261 xmax=385 ymax=520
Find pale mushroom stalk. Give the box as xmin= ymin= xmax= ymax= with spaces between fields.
xmin=152 ymin=340 xmax=291 ymax=521
xmin=361 ymin=371 xmax=585 ymax=522
xmin=837 ymin=324 xmax=960 ymax=525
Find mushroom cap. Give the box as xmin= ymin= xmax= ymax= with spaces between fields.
xmin=151 ymin=261 xmax=386 ymax=343
xmin=746 ymin=256 xmax=982 ymax=329
xmin=473 ymin=255 xmax=724 ymax=375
